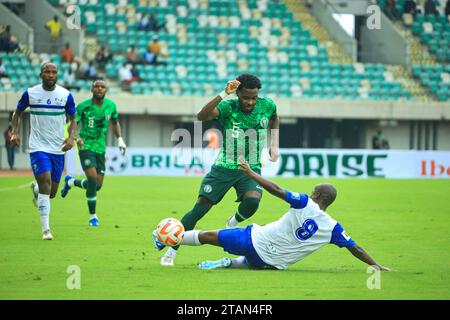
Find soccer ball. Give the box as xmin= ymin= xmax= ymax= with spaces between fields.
xmin=155 ymin=218 xmax=185 ymax=246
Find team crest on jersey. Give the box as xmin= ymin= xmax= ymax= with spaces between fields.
xmin=260 ymin=116 xmax=269 ymax=128
xmin=203 ymin=184 xmax=212 ymax=193
xmin=84 ymin=159 xmax=91 ymax=166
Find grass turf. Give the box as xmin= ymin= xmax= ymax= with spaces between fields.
xmin=0 ymin=176 xmax=449 ymax=300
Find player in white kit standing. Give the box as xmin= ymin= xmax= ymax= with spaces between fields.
xmin=154 ymin=158 xmax=391 ymax=271
xmin=10 ymin=62 xmax=77 ymax=240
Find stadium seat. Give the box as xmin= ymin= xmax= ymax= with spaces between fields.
xmin=0 ymin=1 xmax=433 ymax=101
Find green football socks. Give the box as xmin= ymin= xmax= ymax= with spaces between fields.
xmin=181 ymin=202 xmax=211 ymax=231
xmin=235 ymin=197 xmax=260 ymax=222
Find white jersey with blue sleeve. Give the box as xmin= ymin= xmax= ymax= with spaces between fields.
xmin=251 ymin=191 xmax=355 ymax=270
xmin=17 ymin=84 xmax=75 ymax=155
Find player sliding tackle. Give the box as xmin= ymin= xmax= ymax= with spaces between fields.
xmin=154 ymin=157 xmax=392 ymax=271
xmin=157 ymin=74 xmax=279 ymax=266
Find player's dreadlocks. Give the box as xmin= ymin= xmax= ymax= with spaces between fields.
xmin=236 ymin=74 xmax=262 ymax=90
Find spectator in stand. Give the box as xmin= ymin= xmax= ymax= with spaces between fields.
xmin=138 ymin=13 xmax=164 ymax=32
xmin=45 ymin=16 xmax=63 ymax=53
xmin=0 ymin=25 xmax=19 ymax=53
xmin=148 ymin=13 xmax=164 ymax=32
xmin=63 ymin=68 xmax=78 ymax=91
xmin=126 ymin=45 xmax=140 ymax=65
xmin=130 ymin=64 xmax=140 ymax=79
xmin=424 ymin=0 xmax=439 ymax=14
xmin=70 ymin=61 xmax=81 ymax=78
xmin=138 ymin=13 xmax=150 ymax=31
xmin=143 ymin=49 xmax=156 ymax=65
xmin=148 ymin=37 xmax=161 ymax=56
xmin=4 ymin=124 xmax=16 ymax=170
xmin=385 ymin=0 xmax=400 ymax=20
xmin=372 ymin=128 xmax=382 ymax=149
xmin=445 ymin=0 xmax=450 ymax=16
xmin=95 ymin=45 xmax=112 ymax=70
xmin=84 ymin=61 xmax=97 ymax=80
xmin=119 ymin=63 xmax=138 ymax=90
xmin=0 ymin=58 xmax=8 ymax=78
xmin=404 ymin=0 xmax=418 ymax=16
xmin=60 ymin=43 xmax=74 ymax=63
xmin=147 ymin=37 xmax=163 ymax=65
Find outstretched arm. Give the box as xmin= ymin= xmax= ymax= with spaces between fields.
xmin=197 ymin=79 xmax=240 ymax=121
xmin=238 ymin=157 xmax=286 ymax=200
xmin=347 ymin=244 xmax=391 ymax=271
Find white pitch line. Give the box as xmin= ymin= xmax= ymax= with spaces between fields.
xmin=0 ymin=182 xmax=31 ymax=192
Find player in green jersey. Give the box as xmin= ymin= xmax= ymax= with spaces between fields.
xmin=60 ymin=80 xmax=127 ymax=226
xmin=157 ymin=74 xmax=280 ymax=266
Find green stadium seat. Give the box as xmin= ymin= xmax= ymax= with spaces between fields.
xmin=32 ymin=0 xmax=441 ymax=100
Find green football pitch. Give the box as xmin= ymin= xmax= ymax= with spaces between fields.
xmin=0 ymin=176 xmax=449 ymax=300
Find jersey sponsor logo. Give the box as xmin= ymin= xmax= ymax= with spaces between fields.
xmin=260 ymin=116 xmax=268 ymax=128
xmin=203 ymin=184 xmax=212 ymax=193
xmin=256 ymin=185 xmax=263 ymax=190
xmin=295 ymin=219 xmax=318 ymax=241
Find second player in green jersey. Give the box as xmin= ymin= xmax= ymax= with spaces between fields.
xmin=60 ymin=80 xmax=127 ymax=227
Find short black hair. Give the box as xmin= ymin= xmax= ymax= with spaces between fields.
xmin=316 ymin=183 xmax=337 ymax=208
xmin=92 ymin=79 xmax=106 ymax=86
xmin=40 ymin=61 xmax=57 ymax=72
xmin=236 ymin=74 xmax=261 ymax=90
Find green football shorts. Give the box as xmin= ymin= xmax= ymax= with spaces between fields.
xmin=198 ymin=165 xmax=263 ymax=204
xmin=79 ymin=150 xmax=106 ymax=176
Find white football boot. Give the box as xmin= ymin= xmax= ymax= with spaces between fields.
xmin=42 ymin=229 xmax=53 ymax=240
xmin=160 ymin=249 xmax=176 ymax=266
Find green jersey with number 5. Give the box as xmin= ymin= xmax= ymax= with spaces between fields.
xmin=76 ymin=98 xmax=118 ymax=154
xmin=214 ymin=97 xmax=277 ymax=170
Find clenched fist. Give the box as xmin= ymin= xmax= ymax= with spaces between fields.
xmin=225 ymin=80 xmax=241 ymax=95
